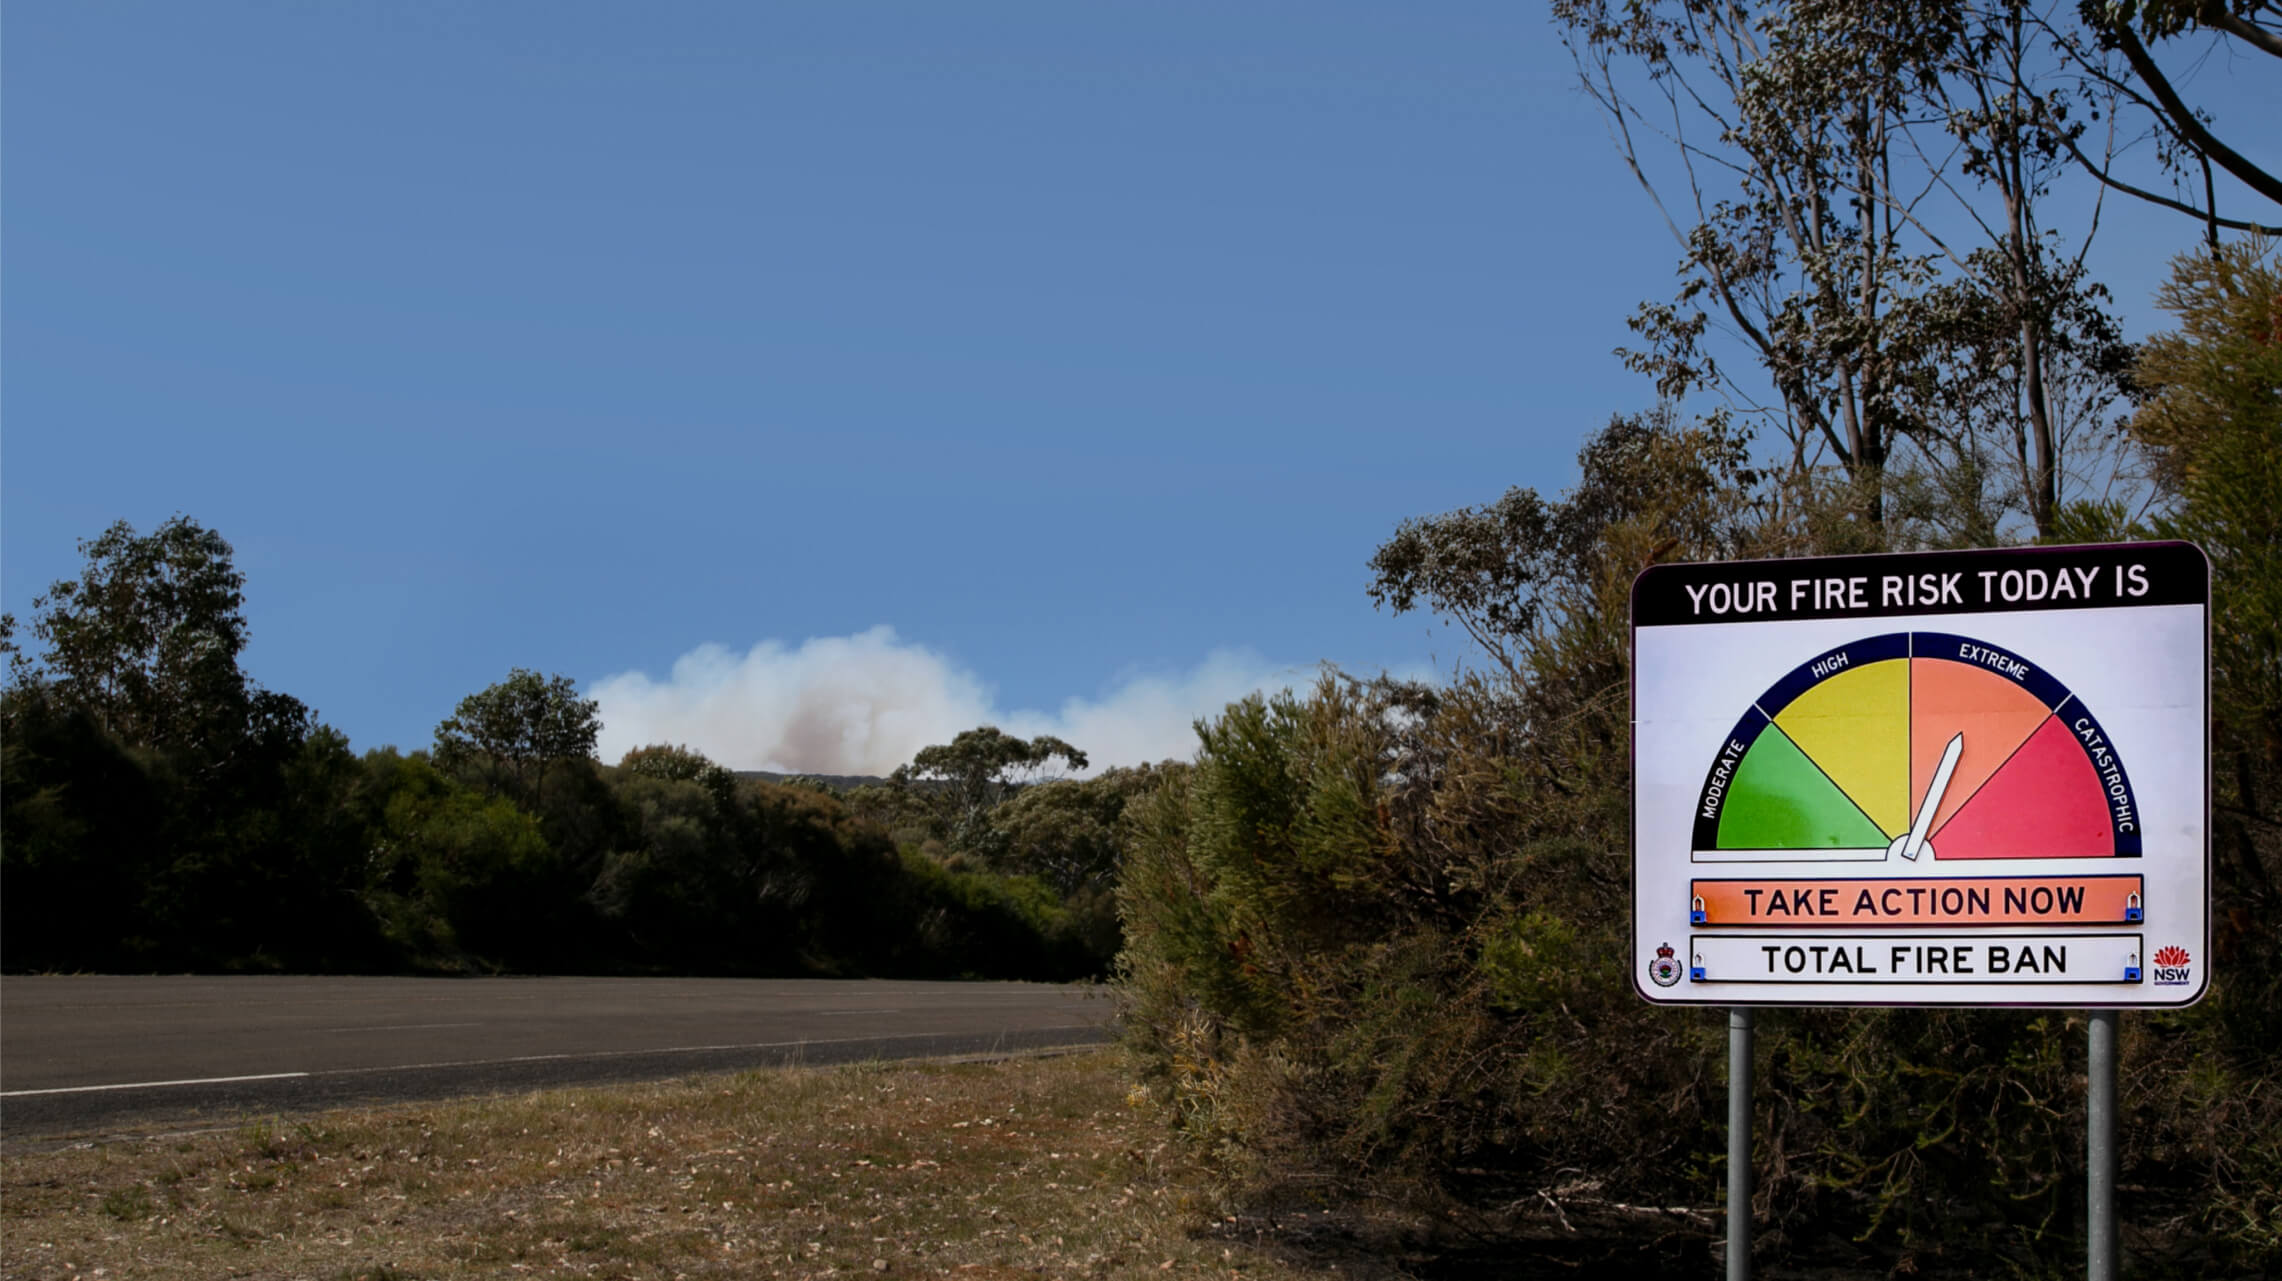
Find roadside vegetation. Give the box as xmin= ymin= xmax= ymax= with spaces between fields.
xmin=0 ymin=1052 xmax=1342 ymax=1281
xmin=1 ymin=541 xmax=1140 ymax=980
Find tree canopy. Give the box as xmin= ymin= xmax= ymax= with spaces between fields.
xmin=890 ymin=726 xmax=1089 ymax=840
xmin=1555 ymin=0 xmax=2149 ymax=537
xmin=433 ymin=668 xmax=601 ymax=800
xmin=7 ymin=516 xmax=257 ymax=750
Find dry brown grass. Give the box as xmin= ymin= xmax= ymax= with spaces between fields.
xmin=0 ymin=1051 xmax=1335 ymax=1281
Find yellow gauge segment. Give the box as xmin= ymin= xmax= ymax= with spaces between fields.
xmin=1770 ymin=658 xmax=1910 ymax=836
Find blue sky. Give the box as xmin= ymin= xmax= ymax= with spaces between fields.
xmin=4 ymin=3 xmax=2267 ymax=772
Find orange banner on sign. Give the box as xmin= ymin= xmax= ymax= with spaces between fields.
xmin=1690 ymin=875 xmax=2143 ymax=927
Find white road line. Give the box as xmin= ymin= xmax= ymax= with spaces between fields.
xmin=1 ymin=1072 xmax=311 ymax=1098
xmin=0 ymin=1024 xmax=1108 ymax=1097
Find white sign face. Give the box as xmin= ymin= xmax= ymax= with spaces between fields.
xmin=1631 ymin=543 xmax=2209 ymax=1007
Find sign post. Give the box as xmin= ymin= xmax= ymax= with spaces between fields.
xmin=1630 ymin=542 xmax=2209 ymax=1276
xmin=2088 ymin=1008 xmax=2118 ymax=1281
xmin=1727 ymin=1007 xmax=1753 ymax=1281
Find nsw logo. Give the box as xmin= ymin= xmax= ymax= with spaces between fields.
xmin=2151 ymin=945 xmax=2193 ymax=986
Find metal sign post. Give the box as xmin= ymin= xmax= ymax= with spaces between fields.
xmin=1728 ymin=1008 xmax=1753 ymax=1281
xmin=2088 ymin=1010 xmax=2118 ymax=1281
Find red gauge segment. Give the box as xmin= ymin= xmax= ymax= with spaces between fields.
xmin=1928 ymin=715 xmax=2115 ymax=858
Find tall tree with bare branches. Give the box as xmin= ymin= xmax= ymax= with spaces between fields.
xmin=1555 ymin=0 xmax=2143 ymax=538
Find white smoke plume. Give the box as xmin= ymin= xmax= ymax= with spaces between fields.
xmin=589 ymin=625 xmax=1312 ymax=776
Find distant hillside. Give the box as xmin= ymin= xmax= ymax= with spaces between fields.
xmin=735 ymin=770 xmax=889 ymax=790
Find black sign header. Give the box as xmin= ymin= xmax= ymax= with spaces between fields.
xmin=1632 ymin=542 xmax=2207 ymax=628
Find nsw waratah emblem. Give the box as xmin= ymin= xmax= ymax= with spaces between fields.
xmin=1649 ymin=942 xmax=1684 ymax=987
xmin=2154 ymin=946 xmax=2191 ymax=968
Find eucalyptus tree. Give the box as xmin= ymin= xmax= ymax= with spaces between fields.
xmin=1886 ymin=0 xmax=2145 ymax=537
xmin=6 ymin=516 xmax=257 ymax=749
xmin=1554 ymin=0 xmax=1949 ymax=521
xmin=890 ymin=726 xmax=1088 ymax=853
xmin=617 ymin=741 xmax=738 ymax=806
xmin=988 ymin=763 xmax=1170 ymax=896
xmin=1553 ymin=0 xmax=2140 ymax=538
xmin=433 ymin=668 xmax=601 ymax=802
xmin=1369 ymin=407 xmax=1768 ymax=684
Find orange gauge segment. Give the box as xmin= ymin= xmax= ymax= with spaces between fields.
xmin=1908 ymin=649 xmax=2057 ymax=835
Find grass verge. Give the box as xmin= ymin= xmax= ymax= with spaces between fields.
xmin=1 ymin=1050 xmax=1333 ymax=1280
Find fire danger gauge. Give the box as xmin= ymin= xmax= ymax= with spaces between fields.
xmin=1632 ymin=543 xmax=2209 ymax=1007
xmin=1697 ymin=631 xmax=2137 ymax=862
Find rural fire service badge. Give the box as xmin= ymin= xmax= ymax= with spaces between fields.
xmin=1649 ymin=942 xmax=1684 ymax=987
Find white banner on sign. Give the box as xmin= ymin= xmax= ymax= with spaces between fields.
xmin=1688 ymin=933 xmax=2144 ymax=985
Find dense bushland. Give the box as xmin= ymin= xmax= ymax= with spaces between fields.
xmin=1115 ymin=244 xmax=2282 ymax=1276
xmin=1 ymin=530 xmax=1125 ymax=981
xmin=1 ymin=706 xmax=1111 ymax=981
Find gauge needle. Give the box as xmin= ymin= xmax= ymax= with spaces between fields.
xmin=1897 ymin=732 xmax=1964 ymax=861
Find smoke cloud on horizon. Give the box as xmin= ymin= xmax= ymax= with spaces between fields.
xmin=590 ymin=626 xmax=1315 ymax=776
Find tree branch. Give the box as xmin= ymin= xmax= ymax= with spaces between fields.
xmin=2111 ymin=21 xmax=2282 ymax=206
xmin=2201 ymin=8 xmax=2282 ymax=62
xmin=2054 ymin=127 xmax=2282 ymax=234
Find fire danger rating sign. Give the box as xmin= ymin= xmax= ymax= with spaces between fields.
xmin=1632 ymin=542 xmax=2210 ymax=1007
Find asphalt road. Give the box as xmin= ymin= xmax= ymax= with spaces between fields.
xmin=0 ymin=976 xmax=1112 ymax=1141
